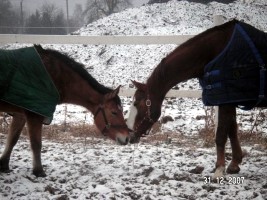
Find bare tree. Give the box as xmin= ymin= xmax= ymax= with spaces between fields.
xmin=83 ymin=0 xmax=132 ymax=24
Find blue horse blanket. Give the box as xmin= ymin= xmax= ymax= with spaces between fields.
xmin=200 ymin=21 xmax=267 ymax=110
xmin=0 ymin=47 xmax=60 ymax=124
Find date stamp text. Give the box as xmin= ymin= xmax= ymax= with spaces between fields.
xmin=204 ymin=176 xmax=245 ymax=185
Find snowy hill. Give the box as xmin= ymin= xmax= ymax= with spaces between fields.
xmin=68 ymin=0 xmax=267 ymax=88
xmin=77 ymin=0 xmax=266 ymax=36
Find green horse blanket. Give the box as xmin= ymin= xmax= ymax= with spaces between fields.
xmin=0 ymin=47 xmax=60 ymax=124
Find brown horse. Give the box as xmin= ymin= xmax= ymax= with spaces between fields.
xmin=127 ymin=20 xmax=267 ymax=178
xmin=0 ymin=45 xmax=129 ymax=177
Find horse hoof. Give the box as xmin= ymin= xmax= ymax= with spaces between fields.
xmin=212 ymin=166 xmax=225 ymax=180
xmin=0 ymin=168 xmax=12 ymax=173
xmin=33 ymin=170 xmax=46 ymax=177
xmin=0 ymin=163 xmax=11 ymax=173
xmin=226 ymin=165 xmax=240 ymax=174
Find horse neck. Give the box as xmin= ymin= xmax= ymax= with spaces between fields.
xmin=41 ymin=55 xmax=104 ymax=112
xmin=146 ymin=22 xmax=235 ymax=104
xmin=60 ymin=75 xmax=103 ymax=112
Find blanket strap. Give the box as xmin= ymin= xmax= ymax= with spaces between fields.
xmin=236 ymin=23 xmax=266 ymax=110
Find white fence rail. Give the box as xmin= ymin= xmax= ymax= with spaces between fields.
xmin=119 ymin=88 xmax=202 ymax=98
xmin=0 ymin=34 xmax=194 ymax=45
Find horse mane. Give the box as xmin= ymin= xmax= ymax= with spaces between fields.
xmin=35 ymin=45 xmax=114 ymax=97
xmin=179 ymin=19 xmax=238 ymax=49
xmin=147 ymin=19 xmax=238 ymax=86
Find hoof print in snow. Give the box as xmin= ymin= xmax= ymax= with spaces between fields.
xmin=189 ymin=166 xmax=204 ymax=174
xmin=141 ymin=166 xmax=154 ymax=177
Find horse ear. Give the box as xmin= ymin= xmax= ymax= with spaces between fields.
xmin=104 ymin=85 xmax=121 ymax=101
xmin=34 ymin=44 xmax=43 ymax=49
xmin=34 ymin=44 xmax=44 ymax=52
xmin=131 ymin=80 xmax=146 ymax=91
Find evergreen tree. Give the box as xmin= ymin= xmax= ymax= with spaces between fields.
xmin=0 ymin=0 xmax=20 ymax=33
xmin=25 ymin=3 xmax=66 ymax=35
xmin=69 ymin=4 xmax=85 ymax=33
xmin=26 ymin=10 xmax=42 ymax=34
xmin=53 ymin=10 xmax=66 ymax=35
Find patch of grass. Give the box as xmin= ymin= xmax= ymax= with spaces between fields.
xmin=196 ymin=106 xmax=216 ymax=148
xmin=0 ymin=109 xmax=266 ymax=150
xmin=0 ymin=113 xmax=11 ymax=134
xmin=198 ymin=126 xmax=215 ymax=148
xmin=239 ymin=131 xmax=267 ymax=148
xmin=42 ymin=123 xmax=103 ymax=143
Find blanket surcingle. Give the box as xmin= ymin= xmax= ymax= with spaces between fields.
xmin=200 ymin=21 xmax=267 ymax=110
xmin=0 ymin=47 xmax=60 ymax=124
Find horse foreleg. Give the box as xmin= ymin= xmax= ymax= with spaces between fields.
xmin=213 ymin=105 xmax=234 ymax=179
xmin=226 ymin=107 xmax=242 ymax=174
xmin=0 ymin=113 xmax=26 ymax=172
xmin=26 ymin=112 xmax=46 ymax=177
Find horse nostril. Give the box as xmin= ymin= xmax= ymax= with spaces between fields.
xmin=125 ymin=137 xmax=129 ymax=144
xmin=116 ymin=135 xmax=129 ymax=145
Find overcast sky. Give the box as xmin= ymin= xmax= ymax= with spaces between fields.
xmin=11 ymin=0 xmax=149 ymax=17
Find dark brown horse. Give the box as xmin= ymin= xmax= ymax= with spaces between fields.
xmin=0 ymin=45 xmax=129 ymax=177
xmin=127 ymin=20 xmax=267 ymax=178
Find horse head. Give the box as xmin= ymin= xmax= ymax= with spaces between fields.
xmin=126 ymin=80 xmax=161 ymax=143
xmin=94 ymin=86 xmax=129 ymax=145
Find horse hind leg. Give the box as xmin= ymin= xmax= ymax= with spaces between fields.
xmin=213 ymin=105 xmax=236 ymax=179
xmin=0 ymin=113 xmax=26 ymax=172
xmin=213 ymin=105 xmax=242 ymax=179
xmin=213 ymin=113 xmax=227 ymax=178
xmin=226 ymin=107 xmax=242 ymax=174
xmin=25 ymin=112 xmax=46 ymax=177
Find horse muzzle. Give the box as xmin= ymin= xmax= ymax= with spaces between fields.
xmin=116 ymin=133 xmax=130 ymax=145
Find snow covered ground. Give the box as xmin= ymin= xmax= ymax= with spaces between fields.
xmin=1 ymin=0 xmax=267 ymax=199
xmin=0 ymin=134 xmax=267 ymax=200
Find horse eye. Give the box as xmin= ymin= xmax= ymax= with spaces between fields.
xmin=118 ymin=105 xmax=123 ymax=111
xmin=134 ymin=101 xmax=139 ymax=106
xmin=111 ymin=111 xmax=118 ymax=116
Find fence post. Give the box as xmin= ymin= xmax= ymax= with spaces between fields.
xmin=212 ymin=15 xmax=224 ymax=129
